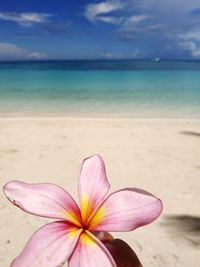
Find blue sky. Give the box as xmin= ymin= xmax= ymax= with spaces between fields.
xmin=0 ymin=0 xmax=200 ymax=60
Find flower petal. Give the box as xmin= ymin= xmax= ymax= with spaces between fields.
xmin=78 ymin=155 xmax=110 ymax=223
xmin=11 ymin=221 xmax=82 ymax=267
xmin=4 ymin=181 xmax=81 ymax=226
xmin=69 ymin=231 xmax=116 ymax=267
xmin=88 ymin=188 xmax=163 ymax=231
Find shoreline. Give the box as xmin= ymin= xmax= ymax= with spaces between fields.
xmin=0 ymin=116 xmax=200 ymax=125
xmin=0 ymin=113 xmax=200 ymax=121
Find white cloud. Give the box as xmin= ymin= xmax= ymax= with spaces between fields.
xmin=124 ymin=15 xmax=150 ymax=25
xmin=145 ymin=24 xmax=164 ymax=31
xmin=0 ymin=42 xmax=48 ymax=60
xmin=85 ymin=0 xmax=124 ymax=24
xmin=97 ymin=15 xmax=123 ymax=24
xmin=101 ymin=52 xmax=123 ymax=59
xmin=180 ymin=41 xmax=200 ymax=57
xmin=126 ymin=0 xmax=200 ymax=12
xmin=132 ymin=49 xmax=140 ymax=58
xmin=26 ymin=52 xmax=48 ymax=60
xmin=0 ymin=43 xmax=26 ymax=59
xmin=121 ymin=15 xmax=150 ymax=31
xmin=178 ymin=30 xmax=200 ymax=57
xmin=118 ymin=14 xmax=151 ymax=39
xmin=0 ymin=12 xmax=51 ymax=27
xmin=178 ymin=31 xmax=200 ymax=41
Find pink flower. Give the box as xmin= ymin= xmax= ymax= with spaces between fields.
xmin=4 ymin=155 xmax=163 ymax=267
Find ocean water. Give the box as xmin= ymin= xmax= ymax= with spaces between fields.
xmin=0 ymin=60 xmax=200 ymax=118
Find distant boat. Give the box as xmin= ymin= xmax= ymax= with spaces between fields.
xmin=153 ymin=57 xmax=160 ymax=62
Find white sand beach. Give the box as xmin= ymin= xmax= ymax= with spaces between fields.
xmin=0 ymin=117 xmax=200 ymax=266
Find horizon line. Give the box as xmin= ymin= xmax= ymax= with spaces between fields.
xmin=1 ymin=58 xmax=200 ymax=63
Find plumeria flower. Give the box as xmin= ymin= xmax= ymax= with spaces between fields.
xmin=4 ymin=155 xmax=163 ymax=267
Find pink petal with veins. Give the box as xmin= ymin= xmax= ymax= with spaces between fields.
xmin=11 ymin=221 xmax=82 ymax=267
xmin=78 ymin=155 xmax=110 ymax=223
xmin=4 ymin=181 xmax=81 ymax=225
xmin=69 ymin=231 xmax=116 ymax=267
xmin=89 ymin=188 xmax=163 ymax=231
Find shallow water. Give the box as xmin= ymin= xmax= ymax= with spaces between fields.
xmin=0 ymin=60 xmax=200 ymax=118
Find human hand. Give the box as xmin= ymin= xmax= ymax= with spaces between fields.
xmin=94 ymin=232 xmax=142 ymax=267
xmin=104 ymin=238 xmax=143 ymax=267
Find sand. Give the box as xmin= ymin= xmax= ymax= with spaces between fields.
xmin=0 ymin=117 xmax=200 ymax=266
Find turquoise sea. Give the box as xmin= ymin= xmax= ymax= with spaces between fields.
xmin=0 ymin=60 xmax=200 ymax=118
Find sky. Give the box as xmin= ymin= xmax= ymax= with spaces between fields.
xmin=0 ymin=0 xmax=200 ymax=60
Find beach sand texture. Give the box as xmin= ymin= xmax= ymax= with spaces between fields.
xmin=0 ymin=117 xmax=200 ymax=266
